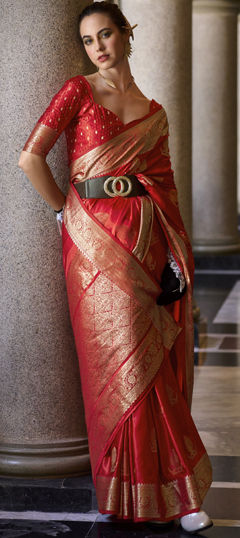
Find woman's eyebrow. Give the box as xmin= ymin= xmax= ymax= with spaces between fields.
xmin=82 ymin=27 xmax=112 ymax=39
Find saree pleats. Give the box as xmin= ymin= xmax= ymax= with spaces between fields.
xmin=96 ymin=356 xmax=212 ymax=521
xmin=62 ymin=110 xmax=212 ymax=522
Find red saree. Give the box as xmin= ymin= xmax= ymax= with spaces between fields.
xmin=23 ymin=75 xmax=212 ymax=522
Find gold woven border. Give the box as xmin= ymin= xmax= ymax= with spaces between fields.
xmin=23 ymin=122 xmax=59 ymax=157
xmin=88 ymin=324 xmax=163 ymax=476
xmin=132 ymin=196 xmax=154 ymax=262
xmin=96 ymin=453 xmax=212 ymax=520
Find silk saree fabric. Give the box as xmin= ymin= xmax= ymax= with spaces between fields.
xmin=23 ymin=75 xmax=212 ymax=522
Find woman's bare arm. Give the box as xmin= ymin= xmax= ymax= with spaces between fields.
xmin=18 ymin=151 xmax=65 ymax=211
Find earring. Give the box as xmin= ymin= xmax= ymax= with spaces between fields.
xmin=125 ymin=41 xmax=132 ymax=58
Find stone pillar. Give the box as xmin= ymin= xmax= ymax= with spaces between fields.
xmin=238 ymin=14 xmax=240 ymax=214
xmin=120 ymin=0 xmax=193 ymax=237
xmin=0 ymin=1 xmax=93 ymax=477
xmin=193 ymin=0 xmax=240 ymax=253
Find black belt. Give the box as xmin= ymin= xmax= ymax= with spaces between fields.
xmin=73 ymin=175 xmax=146 ymax=199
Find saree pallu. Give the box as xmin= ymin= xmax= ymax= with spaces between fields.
xmin=62 ymin=107 xmax=212 ymax=522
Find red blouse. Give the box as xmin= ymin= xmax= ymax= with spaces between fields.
xmin=23 ymin=75 xmax=161 ymax=166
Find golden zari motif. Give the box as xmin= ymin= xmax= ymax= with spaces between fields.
xmin=166 ymin=384 xmax=178 ymax=406
xmin=168 ymin=449 xmax=184 ymax=475
xmin=96 ymin=476 xmax=120 ymax=512
xmin=184 ymin=436 xmax=198 ymax=460
xmin=110 ymin=447 xmax=117 ymax=473
xmin=132 ymin=483 xmax=160 ymax=518
xmin=65 ymin=248 xmax=99 ymax=323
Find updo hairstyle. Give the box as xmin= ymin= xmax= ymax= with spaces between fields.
xmin=78 ymin=1 xmax=136 ymax=57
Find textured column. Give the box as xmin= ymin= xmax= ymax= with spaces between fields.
xmin=193 ymin=0 xmax=240 ymax=253
xmin=238 ymin=14 xmax=240 ymax=214
xmin=0 ymin=1 xmax=93 ymax=476
xmin=121 ymin=0 xmax=193 ymax=236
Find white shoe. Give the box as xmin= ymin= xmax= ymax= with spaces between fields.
xmin=180 ymin=511 xmax=213 ymax=533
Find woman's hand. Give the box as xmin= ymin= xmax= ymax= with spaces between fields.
xmin=55 ymin=207 xmax=65 ymax=236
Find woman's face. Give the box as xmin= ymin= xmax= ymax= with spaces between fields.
xmin=80 ymin=13 xmax=128 ymax=70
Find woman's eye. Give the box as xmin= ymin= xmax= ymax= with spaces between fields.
xmin=83 ymin=39 xmax=92 ymax=46
xmin=101 ymin=31 xmax=111 ymax=38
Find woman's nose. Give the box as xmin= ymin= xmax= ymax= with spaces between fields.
xmin=96 ymin=39 xmax=104 ymax=52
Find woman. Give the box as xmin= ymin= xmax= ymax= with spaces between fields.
xmin=18 ymin=2 xmax=212 ymax=533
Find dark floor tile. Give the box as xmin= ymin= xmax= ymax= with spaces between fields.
xmin=194 ymin=298 xmax=230 ymax=332
xmin=194 ymin=351 xmax=240 ymax=366
xmin=194 ymin=252 xmax=240 ymax=271
xmin=200 ymin=529 xmax=240 ymax=538
xmin=220 ymin=337 xmax=240 ymax=350
xmin=194 ymin=273 xmax=239 ymax=290
xmin=0 ymin=477 xmax=64 ymax=488
xmin=0 ymin=476 xmax=96 ymax=513
xmin=85 ymin=519 xmax=237 ymax=537
xmin=202 ymin=487 xmax=240 ymax=519
xmin=0 ymin=483 xmax=92 ymax=513
xmin=0 ymin=519 xmax=92 ymax=538
xmin=62 ymin=475 xmax=93 ymax=489
xmin=194 ymin=274 xmax=240 ymax=332
xmin=205 ymin=324 xmax=240 ymax=335
xmin=0 ymin=475 xmax=94 ymax=491
xmin=210 ymin=455 xmax=240 ymax=482
xmin=194 ymin=251 xmax=240 ymax=270
xmin=86 ymin=519 xmax=186 ymax=537
xmin=1 ymin=519 xmax=239 ymax=538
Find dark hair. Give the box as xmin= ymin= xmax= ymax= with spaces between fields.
xmin=78 ymin=1 xmax=129 ymax=39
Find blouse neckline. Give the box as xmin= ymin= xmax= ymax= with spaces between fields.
xmin=81 ymin=75 xmax=157 ymax=128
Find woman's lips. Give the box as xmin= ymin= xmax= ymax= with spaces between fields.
xmin=98 ymin=55 xmax=109 ymax=62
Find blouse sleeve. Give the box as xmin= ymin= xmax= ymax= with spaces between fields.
xmin=23 ymin=77 xmax=83 ymax=158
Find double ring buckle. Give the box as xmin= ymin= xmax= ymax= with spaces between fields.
xmin=103 ymin=176 xmax=133 ymax=198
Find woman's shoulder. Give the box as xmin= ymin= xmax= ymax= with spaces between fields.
xmin=151 ymin=98 xmax=164 ymax=111
xmin=61 ymin=74 xmax=88 ymax=90
xmin=150 ymin=99 xmax=166 ymax=117
xmin=150 ymin=98 xmax=161 ymax=106
xmin=53 ymin=75 xmax=91 ymax=104
xmin=151 ymin=100 xmax=168 ymax=119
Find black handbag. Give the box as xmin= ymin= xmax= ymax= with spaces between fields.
xmin=157 ymin=252 xmax=186 ymax=306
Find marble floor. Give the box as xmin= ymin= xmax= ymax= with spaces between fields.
xmin=1 ymin=271 xmax=240 ymax=537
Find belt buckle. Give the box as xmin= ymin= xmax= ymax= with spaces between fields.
xmin=103 ymin=176 xmax=133 ymax=198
